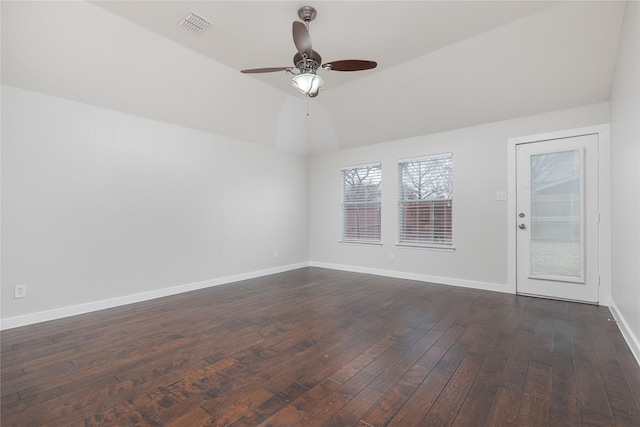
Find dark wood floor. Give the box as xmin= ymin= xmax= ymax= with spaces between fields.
xmin=1 ymin=268 xmax=639 ymax=426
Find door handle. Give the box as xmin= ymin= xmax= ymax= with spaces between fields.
xmin=518 ymin=224 xmax=526 ymax=230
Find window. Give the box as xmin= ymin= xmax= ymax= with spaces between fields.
xmin=398 ymin=153 xmax=453 ymax=247
xmin=341 ymin=163 xmax=382 ymax=243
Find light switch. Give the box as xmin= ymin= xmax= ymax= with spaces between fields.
xmin=496 ymin=191 xmax=508 ymax=201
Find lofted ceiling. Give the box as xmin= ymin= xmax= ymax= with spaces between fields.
xmin=1 ymin=1 xmax=627 ymax=155
xmin=92 ymin=1 xmax=560 ymax=95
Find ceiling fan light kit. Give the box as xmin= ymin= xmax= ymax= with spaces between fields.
xmin=292 ymin=73 xmax=324 ymax=97
xmin=240 ymin=6 xmax=377 ymax=98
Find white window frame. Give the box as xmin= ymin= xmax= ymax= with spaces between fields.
xmin=340 ymin=162 xmax=382 ymax=244
xmin=397 ymin=153 xmax=453 ymax=249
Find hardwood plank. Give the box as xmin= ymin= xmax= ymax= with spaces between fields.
xmin=589 ymin=318 xmax=640 ymax=425
xmin=1 ymin=267 xmax=638 ymax=426
xmin=361 ymin=363 xmax=433 ymax=426
xmin=258 ymin=378 xmax=342 ymax=426
xmin=419 ymin=354 xmax=484 ymax=426
xmin=329 ymin=342 xmax=389 ymax=384
xmin=322 ymin=386 xmax=383 ymax=427
xmin=619 ymin=352 xmax=640 ymax=415
xmin=387 ymin=343 xmax=468 ymax=427
xmin=549 ymin=352 xmax=581 ymax=426
xmin=500 ymin=329 xmax=535 ymax=393
xmin=517 ymin=362 xmax=551 ymax=427
xmin=452 ymin=396 xmax=491 ymax=427
xmin=485 ymin=386 xmax=521 ymax=427
xmin=367 ymin=329 xmax=441 ymax=393
xmin=466 ymin=333 xmax=513 ymax=404
xmin=295 ymin=370 xmax=377 ymax=427
xmin=227 ymin=382 xmax=308 ymax=426
xmin=201 ymin=388 xmax=273 ymax=426
xmin=574 ymin=355 xmax=614 ymax=424
xmin=160 ymin=400 xmax=212 ymax=426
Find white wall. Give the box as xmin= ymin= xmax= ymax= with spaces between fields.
xmin=610 ymin=1 xmax=640 ymax=358
xmin=1 ymin=86 xmax=308 ymax=325
xmin=0 ymin=1 xmax=315 ymax=155
xmin=309 ymin=103 xmax=609 ymax=293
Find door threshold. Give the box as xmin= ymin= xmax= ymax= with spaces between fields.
xmin=516 ymin=291 xmax=599 ymax=305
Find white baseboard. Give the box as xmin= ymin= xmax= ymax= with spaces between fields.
xmin=308 ymin=261 xmax=513 ymax=294
xmin=609 ymin=299 xmax=640 ymax=366
xmin=0 ymin=262 xmax=309 ymax=331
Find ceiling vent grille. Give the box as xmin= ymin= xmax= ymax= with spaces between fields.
xmin=178 ymin=11 xmax=211 ymax=35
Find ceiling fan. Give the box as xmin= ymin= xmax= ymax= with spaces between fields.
xmin=241 ymin=6 xmax=377 ymax=98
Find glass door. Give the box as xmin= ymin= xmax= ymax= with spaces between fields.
xmin=516 ymin=134 xmax=599 ymax=303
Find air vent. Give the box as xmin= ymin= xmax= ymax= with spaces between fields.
xmin=178 ymin=11 xmax=211 ymax=35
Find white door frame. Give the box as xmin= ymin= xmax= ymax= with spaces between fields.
xmin=507 ymin=125 xmax=611 ymax=305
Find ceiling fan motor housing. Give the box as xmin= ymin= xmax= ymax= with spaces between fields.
xmin=294 ymin=50 xmax=322 ymax=73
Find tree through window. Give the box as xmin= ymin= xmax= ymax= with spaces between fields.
xmin=398 ymin=154 xmax=453 ymax=246
xmin=341 ymin=163 xmax=382 ymax=242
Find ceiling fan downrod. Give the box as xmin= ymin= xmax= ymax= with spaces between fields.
xmin=298 ymin=6 xmax=317 ymax=27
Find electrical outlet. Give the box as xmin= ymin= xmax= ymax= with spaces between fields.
xmin=388 ymin=252 xmax=395 ymax=261
xmin=273 ymin=250 xmax=279 ymax=259
xmin=14 ymin=284 xmax=27 ymax=299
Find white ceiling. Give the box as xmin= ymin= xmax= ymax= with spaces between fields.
xmin=1 ymin=1 xmax=627 ymax=155
xmin=92 ymin=1 xmax=560 ymax=94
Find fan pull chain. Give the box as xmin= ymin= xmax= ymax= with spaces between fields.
xmin=306 ymin=96 xmax=310 ymax=117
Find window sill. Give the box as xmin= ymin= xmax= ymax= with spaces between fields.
xmin=395 ymin=243 xmax=456 ymax=252
xmin=339 ymin=240 xmax=384 ymax=246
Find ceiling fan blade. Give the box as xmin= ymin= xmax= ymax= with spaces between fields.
xmin=292 ymin=21 xmax=312 ymax=56
xmin=322 ymin=60 xmax=377 ymax=72
xmin=241 ymin=67 xmax=293 ymax=74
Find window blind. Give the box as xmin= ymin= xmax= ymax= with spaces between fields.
xmin=341 ymin=163 xmax=382 ymax=242
xmin=398 ymin=154 xmax=453 ymax=246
